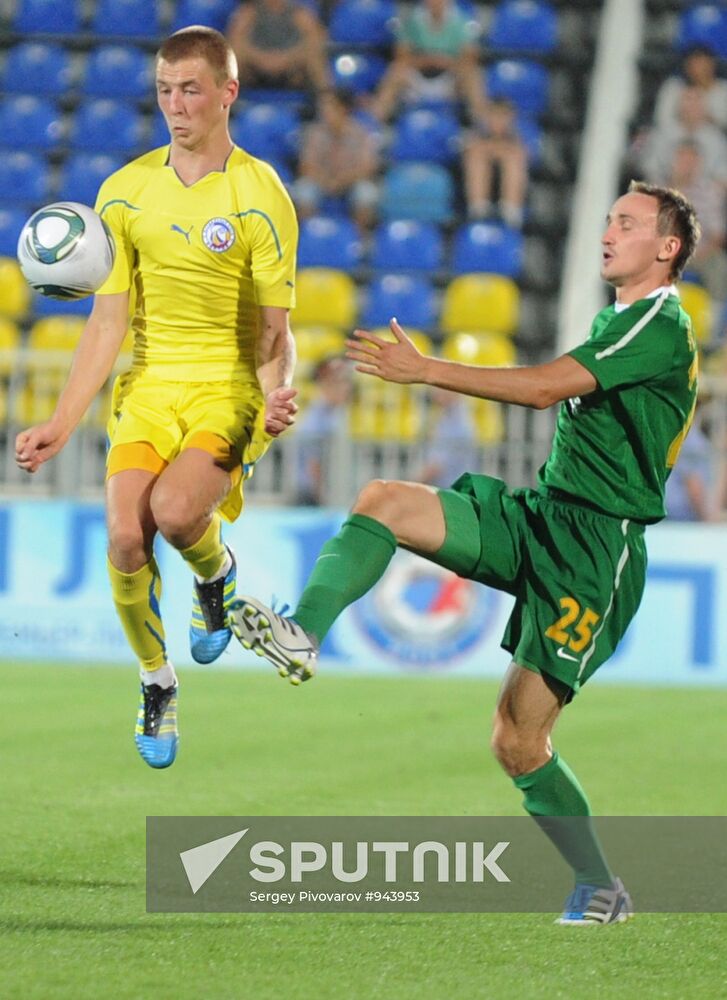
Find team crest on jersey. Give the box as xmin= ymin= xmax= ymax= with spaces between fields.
xmin=202 ymin=217 xmax=236 ymax=253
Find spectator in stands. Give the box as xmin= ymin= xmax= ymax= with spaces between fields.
xmin=371 ymin=0 xmax=485 ymax=123
xmin=292 ymin=89 xmax=380 ymax=229
xmin=665 ymin=405 xmax=715 ymax=521
xmin=295 ymin=356 xmax=353 ymax=505
xmin=667 ymin=140 xmax=727 ymax=326
xmin=640 ymin=86 xmax=727 ymax=186
xmin=416 ymin=387 xmax=478 ymax=488
xmin=654 ymin=45 xmax=727 ymax=132
xmin=462 ymin=98 xmax=528 ymax=227
xmin=227 ymin=0 xmax=330 ymax=92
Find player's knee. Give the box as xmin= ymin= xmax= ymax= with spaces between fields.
xmin=150 ymin=487 xmax=198 ymax=548
xmin=353 ymin=479 xmax=406 ymax=531
xmin=491 ymin=721 xmax=543 ymax=778
xmin=107 ymin=522 xmax=149 ymax=570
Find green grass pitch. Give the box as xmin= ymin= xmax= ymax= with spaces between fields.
xmin=1 ymin=661 xmax=726 ymax=1000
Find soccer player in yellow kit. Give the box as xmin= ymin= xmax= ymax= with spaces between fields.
xmin=15 ymin=27 xmax=299 ymax=769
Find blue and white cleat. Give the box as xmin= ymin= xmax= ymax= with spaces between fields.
xmin=134 ymin=681 xmax=179 ymax=769
xmin=557 ymin=878 xmax=633 ymax=925
xmin=228 ymin=596 xmax=318 ymax=685
xmin=190 ymin=547 xmax=236 ymax=664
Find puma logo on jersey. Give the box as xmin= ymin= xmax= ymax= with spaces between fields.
xmin=171 ymin=223 xmax=193 ymax=243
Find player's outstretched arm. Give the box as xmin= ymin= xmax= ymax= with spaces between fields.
xmin=346 ymin=318 xmax=597 ymax=409
xmin=255 ymin=305 xmax=298 ymax=437
xmin=15 ymin=291 xmax=129 ymax=473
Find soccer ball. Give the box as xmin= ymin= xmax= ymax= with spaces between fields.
xmin=17 ymin=201 xmax=115 ymax=300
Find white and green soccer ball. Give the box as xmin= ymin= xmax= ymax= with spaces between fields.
xmin=17 ymin=201 xmax=115 ymax=300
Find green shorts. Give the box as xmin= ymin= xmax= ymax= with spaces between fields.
xmin=431 ymin=474 xmax=647 ymax=695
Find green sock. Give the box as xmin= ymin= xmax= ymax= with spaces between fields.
xmin=514 ymin=752 xmax=614 ymax=888
xmin=293 ymin=513 xmax=397 ymax=643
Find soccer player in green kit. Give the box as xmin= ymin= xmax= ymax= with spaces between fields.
xmin=230 ymin=181 xmax=701 ymax=924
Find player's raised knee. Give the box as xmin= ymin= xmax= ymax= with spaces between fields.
xmin=150 ymin=487 xmax=199 ymax=547
xmin=354 ymin=479 xmax=409 ymax=528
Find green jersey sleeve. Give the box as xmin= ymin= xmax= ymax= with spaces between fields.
xmin=569 ymin=292 xmax=676 ymax=391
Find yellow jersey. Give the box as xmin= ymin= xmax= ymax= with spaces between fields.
xmin=94 ymin=145 xmax=298 ymax=383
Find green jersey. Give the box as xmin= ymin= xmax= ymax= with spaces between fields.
xmin=539 ymin=287 xmax=698 ymax=523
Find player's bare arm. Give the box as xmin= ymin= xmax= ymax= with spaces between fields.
xmin=346 ymin=318 xmax=597 ymax=409
xmin=15 ymin=291 xmax=129 ymax=473
xmin=255 ymin=305 xmax=298 ymax=437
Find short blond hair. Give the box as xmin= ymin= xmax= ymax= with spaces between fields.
xmin=157 ymin=26 xmax=238 ymax=84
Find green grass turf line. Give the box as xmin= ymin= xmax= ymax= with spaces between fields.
xmin=0 ymin=662 xmax=726 ymax=1000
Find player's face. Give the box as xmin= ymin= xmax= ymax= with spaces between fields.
xmin=156 ymin=57 xmax=238 ymax=150
xmin=600 ymin=192 xmax=675 ymax=288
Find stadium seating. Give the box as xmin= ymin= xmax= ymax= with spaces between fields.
xmin=91 ymin=0 xmax=163 ymax=39
xmin=370 ymin=220 xmax=444 ymax=274
xmin=389 ymin=109 xmax=460 ymax=165
xmin=676 ymin=5 xmax=727 ymax=58
xmin=83 ymin=47 xmax=152 ymax=100
xmin=72 ymin=100 xmax=144 ymax=153
xmin=292 ymin=268 xmax=358 ymax=329
xmin=297 ymin=216 xmax=363 ymax=270
xmin=2 ymin=44 xmax=74 ymax=98
xmin=23 ymin=316 xmax=86 ymax=423
xmin=13 ymin=0 xmax=83 ymax=35
xmin=0 ymin=318 xmax=20 ymax=424
xmin=679 ymin=281 xmax=712 ymax=345
xmin=230 ymin=104 xmax=300 ymax=162
xmin=32 ymin=293 xmax=93 ymax=318
xmin=362 ymin=274 xmax=437 ymax=329
xmin=441 ymin=330 xmax=517 ymax=367
xmin=441 ymin=274 xmax=520 ymax=335
xmin=330 ymin=52 xmax=388 ymax=94
xmin=293 ymin=327 xmax=347 ymax=403
xmin=0 ymin=152 xmax=51 ymax=208
xmin=0 ymin=258 xmax=32 ymax=320
xmin=0 ymin=97 xmax=63 ymax=151
xmin=487 ymin=1 xmax=558 ymax=54
xmin=57 ymin=153 xmax=123 ymax=205
xmin=171 ymin=0 xmax=238 ymax=33
xmin=451 ymin=223 xmax=524 ymax=278
xmin=380 ymin=163 xmax=454 ymax=224
xmin=329 ymin=0 xmax=397 ymax=48
xmin=486 ymin=60 xmax=550 ymax=117
xmin=0 ymin=209 xmax=26 ymax=257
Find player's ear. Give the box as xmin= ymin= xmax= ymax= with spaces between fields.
xmin=657 ymin=235 xmax=681 ymax=264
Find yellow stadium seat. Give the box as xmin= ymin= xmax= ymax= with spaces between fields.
xmin=292 ymin=268 xmax=358 ymax=329
xmin=294 ymin=326 xmax=346 ymax=366
xmin=441 ymin=274 xmax=519 ymax=336
xmin=441 ymin=331 xmax=517 ymax=368
xmin=0 ymin=257 xmax=31 ymax=320
xmin=0 ymin=318 xmax=20 ymax=423
xmin=679 ymin=281 xmax=712 ymax=344
xmin=22 ymin=317 xmax=86 ymax=423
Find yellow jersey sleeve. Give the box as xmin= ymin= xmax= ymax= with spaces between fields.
xmin=241 ymin=162 xmax=297 ymax=309
xmin=93 ymin=175 xmax=135 ymax=295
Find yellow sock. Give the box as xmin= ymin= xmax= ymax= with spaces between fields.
xmin=107 ymin=556 xmax=167 ymax=671
xmin=180 ymin=514 xmax=227 ymax=580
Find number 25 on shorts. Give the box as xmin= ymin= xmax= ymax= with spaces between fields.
xmin=545 ymin=597 xmax=600 ymax=653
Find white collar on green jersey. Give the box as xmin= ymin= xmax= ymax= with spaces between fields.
xmin=613 ymin=284 xmax=679 ymax=314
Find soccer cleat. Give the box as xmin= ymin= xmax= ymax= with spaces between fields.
xmin=557 ymin=877 xmax=634 ymax=926
xmin=228 ymin=596 xmax=318 ymax=685
xmin=189 ymin=547 xmax=236 ymax=664
xmin=134 ymin=681 xmax=179 ymax=769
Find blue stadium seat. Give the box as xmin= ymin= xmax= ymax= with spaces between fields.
xmin=230 ymin=104 xmax=300 ymax=161
xmin=516 ymin=113 xmax=542 ymax=164
xmin=451 ymin=222 xmax=524 ymax=277
xmin=91 ymin=0 xmax=162 ymax=38
xmin=487 ymin=1 xmax=558 ymax=53
xmin=73 ymin=100 xmax=144 ymax=153
xmin=171 ymin=0 xmax=237 ymax=32
xmin=0 ymin=152 xmax=51 ymax=207
xmin=0 ymin=208 xmax=28 ymax=256
xmin=150 ymin=111 xmax=170 ymax=147
xmin=298 ymin=216 xmax=363 ymax=269
xmin=266 ymin=159 xmax=294 ymax=186
xmin=380 ymin=163 xmax=454 ymax=224
xmin=363 ymin=274 xmax=436 ymax=329
xmin=14 ymin=0 xmax=83 ymax=34
xmin=57 ymin=154 xmax=123 ymax=205
xmin=0 ymin=97 xmax=63 ymax=151
xmin=83 ymin=46 xmax=152 ymax=100
xmin=331 ymin=52 xmax=388 ymax=94
xmin=329 ymin=0 xmax=397 ymax=47
xmin=389 ymin=109 xmax=460 ymax=165
xmin=2 ymin=44 xmax=73 ymax=98
xmin=33 ymin=294 xmax=93 ymax=317
xmin=371 ymin=220 xmax=443 ymax=273
xmin=486 ymin=60 xmax=550 ymax=116
xmin=677 ymin=5 xmax=727 ymax=57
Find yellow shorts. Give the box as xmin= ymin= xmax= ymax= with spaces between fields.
xmin=106 ymin=370 xmax=271 ymax=522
